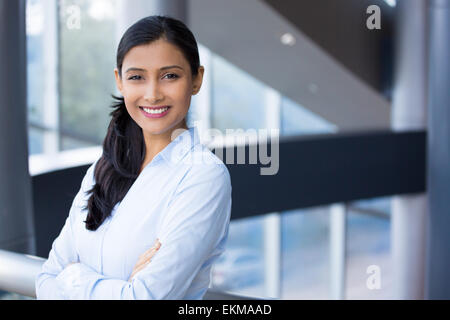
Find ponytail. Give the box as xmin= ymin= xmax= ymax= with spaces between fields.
xmin=84 ymin=95 xmax=145 ymax=230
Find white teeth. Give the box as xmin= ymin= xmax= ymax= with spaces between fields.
xmin=142 ymin=107 xmax=169 ymax=114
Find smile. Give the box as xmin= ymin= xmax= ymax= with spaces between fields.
xmin=139 ymin=106 xmax=170 ymax=118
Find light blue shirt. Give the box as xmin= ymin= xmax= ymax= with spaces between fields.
xmin=35 ymin=126 xmax=232 ymax=300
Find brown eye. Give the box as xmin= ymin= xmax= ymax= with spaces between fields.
xmin=163 ymin=73 xmax=179 ymax=80
xmin=128 ymin=75 xmax=142 ymax=81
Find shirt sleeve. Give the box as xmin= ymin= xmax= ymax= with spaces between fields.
xmin=35 ymin=161 xmax=97 ymax=299
xmin=53 ymin=163 xmax=232 ymax=300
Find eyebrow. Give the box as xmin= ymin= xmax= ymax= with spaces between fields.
xmin=125 ymin=65 xmax=183 ymax=73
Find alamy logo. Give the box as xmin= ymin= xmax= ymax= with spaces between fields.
xmin=366 ymin=265 xmax=381 ymax=290
xmin=66 ymin=5 xmax=81 ymax=30
xmin=366 ymin=5 xmax=381 ymax=30
xmin=170 ymin=122 xmax=280 ymax=176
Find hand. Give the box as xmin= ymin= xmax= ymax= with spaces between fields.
xmin=128 ymin=238 xmax=161 ymax=282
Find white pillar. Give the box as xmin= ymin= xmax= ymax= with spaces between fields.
xmin=391 ymin=194 xmax=427 ymax=298
xmin=263 ymin=212 xmax=281 ymax=298
xmin=262 ymin=88 xmax=282 ymax=298
xmin=329 ymin=203 xmax=347 ymax=300
xmin=391 ymin=0 xmax=428 ymax=300
xmin=116 ymin=0 xmax=188 ymax=44
xmin=42 ymin=0 xmax=59 ymax=154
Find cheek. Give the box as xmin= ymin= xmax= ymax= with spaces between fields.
xmin=175 ymin=89 xmax=193 ymax=110
xmin=169 ymin=81 xmax=190 ymax=98
xmin=124 ymin=104 xmax=138 ymax=123
xmin=122 ymin=94 xmax=141 ymax=119
xmin=122 ymin=86 xmax=140 ymax=101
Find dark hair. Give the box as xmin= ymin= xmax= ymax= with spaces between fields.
xmin=83 ymin=15 xmax=200 ymax=231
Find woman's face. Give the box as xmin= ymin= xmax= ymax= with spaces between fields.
xmin=114 ymin=39 xmax=204 ymax=137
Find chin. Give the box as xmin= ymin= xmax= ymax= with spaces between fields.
xmin=141 ymin=126 xmax=169 ymax=136
xmin=141 ymin=122 xmax=179 ymax=136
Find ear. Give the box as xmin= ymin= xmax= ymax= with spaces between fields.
xmin=114 ymin=68 xmax=124 ymax=95
xmin=192 ymin=66 xmax=205 ymax=95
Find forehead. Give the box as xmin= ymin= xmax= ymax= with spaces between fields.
xmin=122 ymin=40 xmax=188 ymax=71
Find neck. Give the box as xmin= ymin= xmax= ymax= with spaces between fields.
xmin=140 ymin=121 xmax=188 ymax=172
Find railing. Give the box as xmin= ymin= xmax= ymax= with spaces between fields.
xmin=2 ymin=130 xmax=425 ymax=299
xmin=0 ymin=249 xmax=261 ymax=300
xmin=0 ymin=249 xmax=45 ymax=298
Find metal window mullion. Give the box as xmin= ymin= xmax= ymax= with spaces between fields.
xmin=329 ymin=203 xmax=347 ymax=300
xmin=262 ymin=88 xmax=281 ymax=298
xmin=263 ymin=212 xmax=281 ymax=299
xmin=42 ymin=0 xmax=60 ymax=154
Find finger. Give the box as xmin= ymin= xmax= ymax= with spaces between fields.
xmin=129 ymin=265 xmax=144 ymax=281
xmin=136 ymin=247 xmax=159 ymax=268
xmin=133 ymin=259 xmax=148 ymax=272
xmin=142 ymin=240 xmax=161 ymax=254
xmin=139 ymin=250 xmax=158 ymax=266
xmin=139 ymin=247 xmax=157 ymax=262
xmin=146 ymin=241 xmax=161 ymax=253
xmin=138 ymin=243 xmax=159 ymax=259
xmin=129 ymin=260 xmax=151 ymax=281
xmin=142 ymin=242 xmax=161 ymax=259
xmin=152 ymin=239 xmax=161 ymax=249
xmin=134 ymin=240 xmax=162 ymax=269
xmin=152 ymin=239 xmax=161 ymax=250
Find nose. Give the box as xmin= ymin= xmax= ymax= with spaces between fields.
xmin=143 ymin=79 xmax=164 ymax=103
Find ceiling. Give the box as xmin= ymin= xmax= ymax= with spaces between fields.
xmin=188 ymin=0 xmax=393 ymax=131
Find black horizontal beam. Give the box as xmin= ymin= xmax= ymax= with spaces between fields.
xmin=214 ymin=130 xmax=426 ymax=220
xmin=32 ymin=130 xmax=426 ymax=257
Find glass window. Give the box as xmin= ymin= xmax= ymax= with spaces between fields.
xmin=59 ymin=0 xmax=118 ymax=150
xmin=281 ymin=96 xmax=337 ymax=136
xmin=350 ymin=196 xmax=391 ymax=216
xmin=28 ymin=127 xmax=44 ymax=155
xmin=281 ymin=206 xmax=330 ymax=299
xmin=61 ymin=135 xmax=97 ymax=150
xmin=345 ymin=196 xmax=392 ymax=299
xmin=211 ymin=54 xmax=267 ymax=132
xmin=210 ymin=216 xmax=265 ymax=297
xmin=280 ymin=197 xmax=392 ymax=299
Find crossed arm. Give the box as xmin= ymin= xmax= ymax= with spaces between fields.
xmin=64 ymin=237 xmax=161 ymax=283
xmin=35 ymin=165 xmax=232 ymax=300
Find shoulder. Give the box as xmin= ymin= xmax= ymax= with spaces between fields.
xmin=191 ymin=144 xmax=230 ymax=178
xmin=183 ymin=143 xmax=230 ymax=184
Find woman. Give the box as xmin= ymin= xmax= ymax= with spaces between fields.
xmin=35 ymin=15 xmax=232 ymax=300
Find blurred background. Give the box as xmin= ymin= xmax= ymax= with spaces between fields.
xmin=0 ymin=0 xmax=449 ymax=300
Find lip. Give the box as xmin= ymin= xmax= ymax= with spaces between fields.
xmin=139 ymin=106 xmax=170 ymax=118
xmin=140 ymin=105 xmax=171 ymax=110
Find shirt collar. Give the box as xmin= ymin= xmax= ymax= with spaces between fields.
xmin=154 ymin=126 xmax=201 ymax=166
